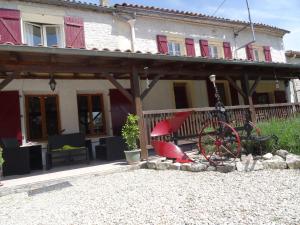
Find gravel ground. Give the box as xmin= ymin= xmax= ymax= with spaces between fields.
xmin=0 ymin=169 xmax=300 ymax=225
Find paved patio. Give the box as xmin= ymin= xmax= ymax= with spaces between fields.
xmin=0 ymin=160 xmax=141 ymax=196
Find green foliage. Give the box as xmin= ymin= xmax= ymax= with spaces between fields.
xmin=0 ymin=147 xmax=4 ymax=166
xmin=257 ymin=117 xmax=300 ymax=155
xmin=121 ymin=114 xmax=140 ymax=151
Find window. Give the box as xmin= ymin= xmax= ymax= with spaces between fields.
xmin=24 ymin=22 xmax=62 ymax=47
xmin=25 ymin=95 xmax=60 ymax=140
xmin=77 ymin=94 xmax=106 ymax=136
xmin=253 ymin=49 xmax=260 ymax=61
xmin=168 ymin=42 xmax=181 ymax=56
xmin=208 ymin=45 xmax=218 ymax=58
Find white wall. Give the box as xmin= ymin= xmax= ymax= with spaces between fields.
xmin=1 ymin=0 xmax=287 ymax=62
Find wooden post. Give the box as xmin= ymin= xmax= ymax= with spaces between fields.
xmin=0 ymin=72 xmax=18 ymax=91
xmin=131 ymin=66 xmax=148 ymax=160
xmin=243 ymin=73 xmax=257 ymax=123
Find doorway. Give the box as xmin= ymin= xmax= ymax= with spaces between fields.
xmin=173 ymin=83 xmax=189 ymax=109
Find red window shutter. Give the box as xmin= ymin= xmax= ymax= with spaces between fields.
xmin=223 ymin=42 xmax=232 ymax=59
xmin=263 ymin=46 xmax=272 ymax=62
xmin=200 ymin=40 xmax=209 ymax=57
xmin=185 ymin=38 xmax=195 ymax=56
xmin=0 ymin=8 xmax=21 ymax=44
xmin=157 ymin=35 xmax=168 ymax=54
xmin=246 ymin=44 xmax=254 ymax=60
xmin=64 ymin=16 xmax=85 ymax=48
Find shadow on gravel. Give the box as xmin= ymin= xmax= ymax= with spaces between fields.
xmin=27 ymin=181 xmax=73 ymax=197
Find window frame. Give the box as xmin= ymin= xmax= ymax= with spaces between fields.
xmin=207 ymin=40 xmax=224 ymax=58
xmin=25 ymin=94 xmax=61 ymax=141
xmin=168 ymin=41 xmax=181 ymax=56
xmin=23 ymin=22 xmax=63 ymax=47
xmin=77 ymin=93 xmax=107 ymax=137
xmin=252 ymin=45 xmax=265 ymax=62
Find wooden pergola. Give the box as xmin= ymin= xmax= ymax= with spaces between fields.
xmin=1 ymin=45 xmax=300 ymax=160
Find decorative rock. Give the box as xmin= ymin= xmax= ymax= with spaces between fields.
xmin=206 ymin=166 xmax=216 ymax=172
xmin=216 ymin=164 xmax=236 ymax=173
xmin=147 ymin=161 xmax=157 ymax=170
xmin=262 ymin=153 xmax=273 ymax=160
xmin=156 ymin=161 xmax=171 ymax=170
xmin=286 ymin=154 xmax=300 ymax=169
xmin=169 ymin=163 xmax=181 ymax=170
xmin=139 ymin=161 xmax=148 ymax=169
xmin=275 ymin=150 xmax=289 ymax=160
xmin=181 ymin=163 xmax=192 ymax=171
xmin=236 ymin=160 xmax=264 ymax=172
xmin=241 ymin=154 xmax=253 ymax=162
xmin=263 ymin=156 xmax=287 ymax=169
xmin=189 ymin=163 xmax=207 ymax=172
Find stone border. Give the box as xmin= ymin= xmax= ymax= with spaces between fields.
xmin=143 ymin=150 xmax=300 ymax=173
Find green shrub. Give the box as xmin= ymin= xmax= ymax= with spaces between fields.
xmin=121 ymin=114 xmax=140 ymax=151
xmin=0 ymin=147 xmax=4 ymax=166
xmin=257 ymin=117 xmax=300 ymax=155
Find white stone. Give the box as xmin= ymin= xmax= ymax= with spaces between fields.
xmin=169 ymin=163 xmax=181 ymax=170
xmin=236 ymin=160 xmax=264 ymax=172
xmin=189 ymin=163 xmax=207 ymax=172
xmin=286 ymin=154 xmax=300 ymax=169
xmin=241 ymin=154 xmax=254 ymax=162
xmin=262 ymin=153 xmax=273 ymax=160
xmin=216 ymin=164 xmax=236 ymax=173
xmin=262 ymin=160 xmax=287 ymax=170
xmin=139 ymin=161 xmax=148 ymax=169
xmin=275 ymin=150 xmax=289 ymax=160
xmin=156 ymin=162 xmax=171 ymax=170
xmin=206 ymin=166 xmax=217 ymax=172
xmin=181 ymin=163 xmax=192 ymax=171
xmin=147 ymin=161 xmax=157 ymax=170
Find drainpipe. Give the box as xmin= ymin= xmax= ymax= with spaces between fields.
xmin=113 ymin=12 xmax=136 ymax=52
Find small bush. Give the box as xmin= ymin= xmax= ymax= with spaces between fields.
xmin=121 ymin=114 xmax=140 ymax=151
xmin=257 ymin=117 xmax=300 ymax=155
xmin=0 ymin=147 xmax=4 ymax=166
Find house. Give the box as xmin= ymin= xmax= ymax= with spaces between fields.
xmin=0 ymin=0 xmax=300 ymax=162
xmin=286 ymin=50 xmax=300 ymax=102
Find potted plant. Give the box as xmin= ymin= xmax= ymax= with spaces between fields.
xmin=0 ymin=147 xmax=4 ymax=186
xmin=121 ymin=114 xmax=141 ymax=164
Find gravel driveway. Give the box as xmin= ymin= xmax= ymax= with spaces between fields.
xmin=0 ymin=169 xmax=300 ymax=225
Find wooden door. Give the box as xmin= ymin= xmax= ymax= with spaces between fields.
xmin=173 ymin=83 xmax=189 ymax=109
xmin=109 ymin=89 xmax=134 ymax=136
xmin=0 ymin=91 xmax=22 ymax=143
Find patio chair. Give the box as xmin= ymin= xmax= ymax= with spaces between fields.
xmin=46 ymin=133 xmax=89 ymax=169
xmin=95 ymin=136 xmax=126 ymax=161
xmin=0 ymin=138 xmax=30 ymax=176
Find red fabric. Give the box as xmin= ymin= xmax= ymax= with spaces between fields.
xmin=263 ymin=46 xmax=272 ymax=62
xmin=185 ymin=38 xmax=195 ymax=56
xmin=200 ymin=40 xmax=209 ymax=57
xmin=151 ymin=111 xmax=192 ymax=137
xmin=64 ymin=16 xmax=85 ymax=48
xmin=246 ymin=44 xmax=254 ymax=60
xmin=0 ymin=8 xmax=21 ymax=44
xmin=223 ymin=42 xmax=232 ymax=59
xmin=156 ymin=35 xmax=168 ymax=54
xmin=151 ymin=141 xmax=193 ymax=163
xmin=0 ymin=91 xmax=22 ymax=143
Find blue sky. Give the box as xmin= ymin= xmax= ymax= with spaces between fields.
xmin=90 ymin=0 xmax=300 ymax=51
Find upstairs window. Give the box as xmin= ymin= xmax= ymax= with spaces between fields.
xmin=208 ymin=45 xmax=218 ymax=58
xmin=168 ymin=42 xmax=181 ymax=56
xmin=24 ymin=22 xmax=62 ymax=47
xmin=253 ymin=48 xmax=260 ymax=61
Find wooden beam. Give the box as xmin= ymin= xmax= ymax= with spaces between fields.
xmin=225 ymin=75 xmax=247 ymax=99
xmin=244 ymin=73 xmax=257 ymax=123
xmin=0 ymin=72 xmax=18 ymax=91
xmin=131 ymin=66 xmax=148 ymax=160
xmin=249 ymin=76 xmax=262 ymax=96
xmin=101 ymin=73 xmax=133 ymax=103
xmin=141 ymin=74 xmax=162 ymax=100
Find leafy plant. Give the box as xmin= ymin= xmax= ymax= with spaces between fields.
xmin=0 ymin=147 xmax=4 ymax=166
xmin=121 ymin=114 xmax=140 ymax=151
xmin=257 ymin=117 xmax=300 ymax=155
